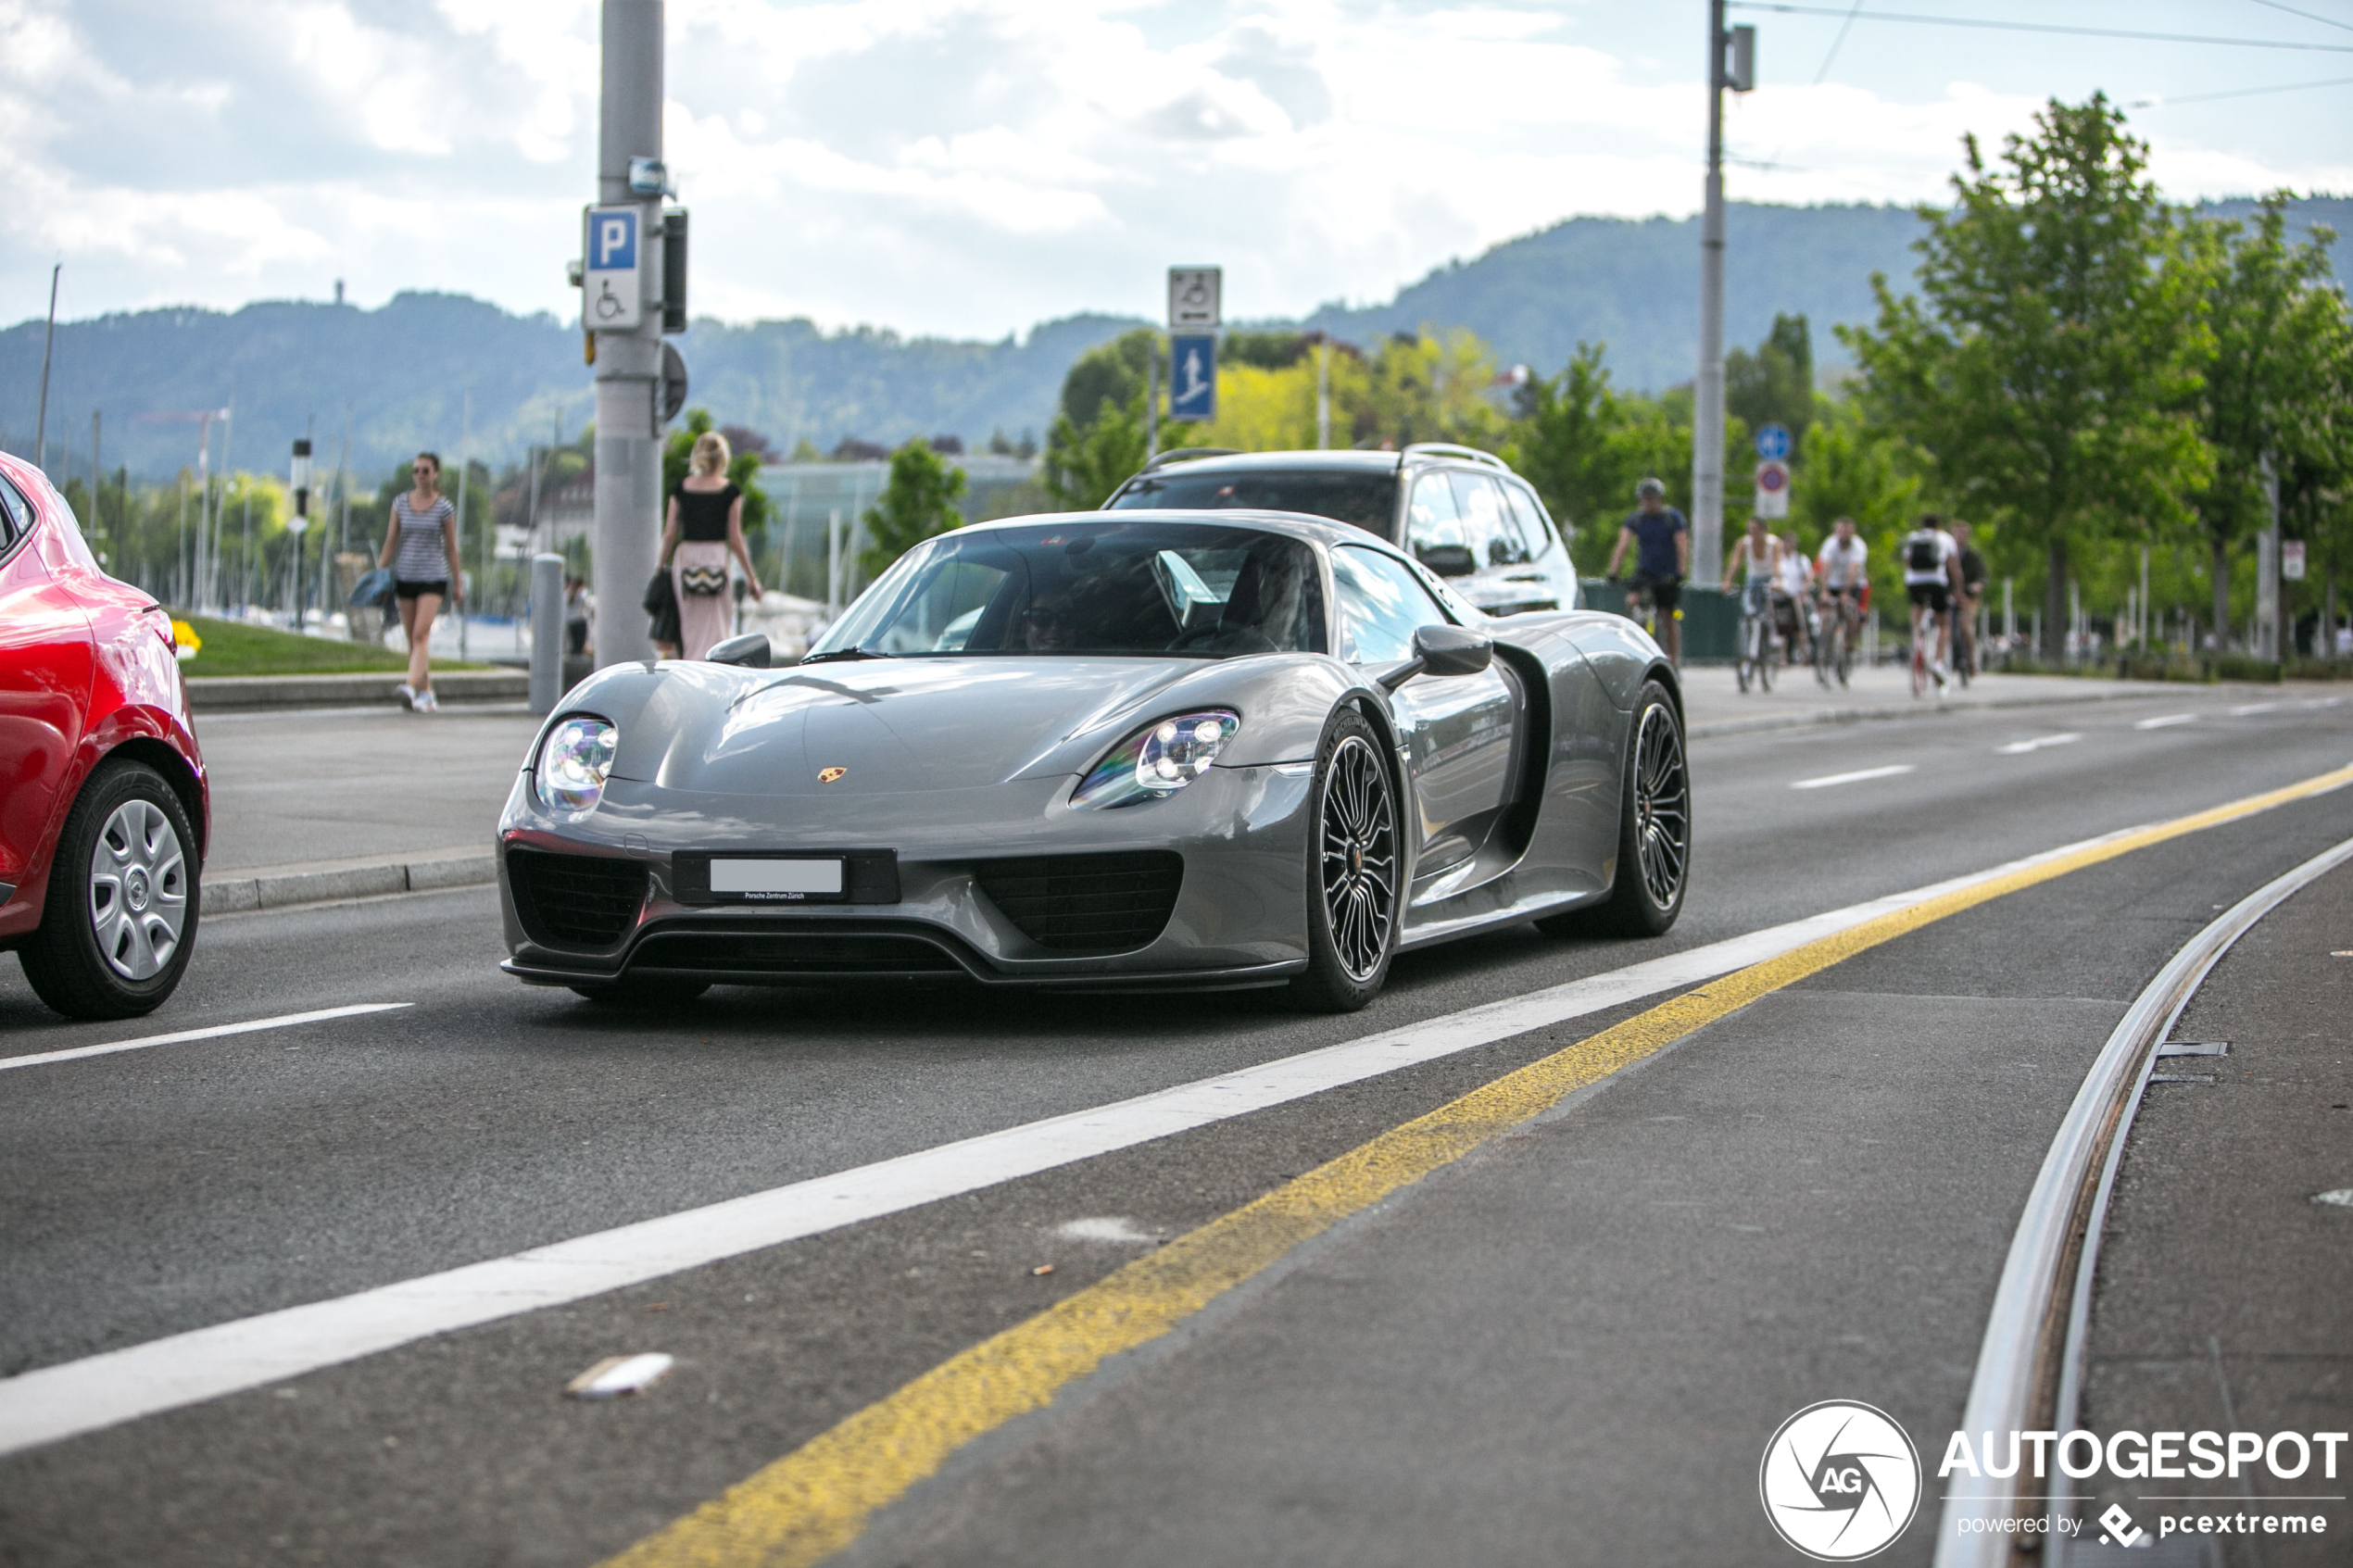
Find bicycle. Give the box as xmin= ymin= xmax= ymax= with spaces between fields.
xmin=1815 ymin=595 xmax=1858 ymax=688
xmin=1736 ymin=587 xmax=1774 ymax=694
xmin=1952 ymin=602 xmax=1979 ymax=686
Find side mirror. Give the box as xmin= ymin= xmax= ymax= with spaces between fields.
xmin=1377 ymin=624 xmax=1493 ymax=690
xmin=706 ymin=633 xmax=772 ymax=668
xmin=1415 ymin=543 xmax=1477 ymax=578
xmin=1416 ymin=623 xmax=1492 ymax=676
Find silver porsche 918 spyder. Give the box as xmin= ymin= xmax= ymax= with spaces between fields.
xmin=497 ymin=510 xmax=1689 ymax=1012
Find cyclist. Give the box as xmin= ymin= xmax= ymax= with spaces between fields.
xmin=1774 ymin=529 xmax=1814 ymax=665
xmin=1604 ymin=477 xmax=1690 ymax=666
xmin=1901 ymin=510 xmax=1962 ymax=689
xmin=1725 ymin=515 xmax=1781 ymax=684
xmin=1949 ymin=518 xmax=1989 ymax=678
xmin=1816 ymin=516 xmax=1868 ymax=640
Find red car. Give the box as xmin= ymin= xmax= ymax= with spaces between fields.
xmin=0 ymin=452 xmax=208 ymax=1019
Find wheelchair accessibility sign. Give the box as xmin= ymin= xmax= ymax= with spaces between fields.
xmin=584 ymin=206 xmax=643 ymax=331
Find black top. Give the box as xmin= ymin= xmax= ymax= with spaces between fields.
xmin=673 ymin=483 xmax=740 ymax=543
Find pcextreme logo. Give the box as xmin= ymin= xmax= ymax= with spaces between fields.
xmin=1760 ymin=1400 xmax=1923 ymax=1561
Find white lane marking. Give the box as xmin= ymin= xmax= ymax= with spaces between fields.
xmin=2230 ymin=702 xmax=2280 ymax=716
xmin=0 ymin=821 xmax=2210 ymax=1459
xmin=1056 ymin=1217 xmax=1159 ymax=1245
xmin=1791 ymin=763 xmax=1916 ymax=790
xmin=0 ymin=1005 xmax=414 ymax=1074
xmin=2134 ymin=714 xmax=2196 ymax=730
xmin=2303 ymin=697 xmax=2343 ymax=710
xmin=1996 ymin=734 xmax=2082 ymax=756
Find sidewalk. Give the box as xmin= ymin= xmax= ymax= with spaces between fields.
xmin=1678 ymin=660 xmax=2190 ymax=737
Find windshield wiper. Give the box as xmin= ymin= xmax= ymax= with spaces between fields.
xmin=797 ymin=646 xmax=887 ymax=664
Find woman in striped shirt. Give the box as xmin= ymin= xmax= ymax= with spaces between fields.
xmin=375 ymin=452 xmax=464 ymax=711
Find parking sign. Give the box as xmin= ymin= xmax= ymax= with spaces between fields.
xmin=584 ymin=206 xmax=643 ymax=331
xmin=1169 ymin=334 xmax=1217 ymax=421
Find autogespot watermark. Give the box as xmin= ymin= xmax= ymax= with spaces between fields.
xmin=1759 ymin=1401 xmax=1923 ymax=1561
xmin=1761 ymin=1411 xmax=2350 ymax=1559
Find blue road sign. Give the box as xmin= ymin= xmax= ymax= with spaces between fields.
xmin=584 ymin=206 xmax=643 ymax=330
xmin=1169 ymin=333 xmax=1216 ymax=422
xmin=1755 ymin=422 xmax=1791 ymax=461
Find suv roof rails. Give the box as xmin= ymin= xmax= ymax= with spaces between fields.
xmin=1140 ymin=446 xmax=1242 ymax=472
xmin=1403 ymin=442 xmax=1509 ymax=471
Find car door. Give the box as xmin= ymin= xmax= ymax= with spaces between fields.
xmin=1500 ymin=478 xmax=1580 ymax=612
xmin=1330 ymin=544 xmax=1518 ymax=879
xmin=0 ymin=473 xmax=95 ymax=899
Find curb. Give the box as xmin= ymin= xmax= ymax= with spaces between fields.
xmin=186 ymin=670 xmax=529 ymax=712
xmin=206 ymin=852 xmax=497 ymax=914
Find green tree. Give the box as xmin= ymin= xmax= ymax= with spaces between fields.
xmin=858 ymin=439 xmax=967 ymax=579
xmin=1842 ymin=95 xmax=2208 ymax=657
xmin=1059 ymin=330 xmax=1159 ymax=428
xmin=1042 ymin=393 xmax=1157 ymax=509
xmin=2180 ymin=196 xmax=2347 ymax=645
xmin=1726 ymin=313 xmax=1814 ymax=454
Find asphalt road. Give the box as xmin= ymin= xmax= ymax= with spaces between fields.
xmin=1 ymin=683 xmax=2347 ymax=1567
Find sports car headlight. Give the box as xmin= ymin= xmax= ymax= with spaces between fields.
xmin=535 ymin=716 xmax=618 ymax=819
xmin=1072 ymin=710 xmax=1239 ymax=809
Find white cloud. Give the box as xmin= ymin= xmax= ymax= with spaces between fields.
xmin=2 ymin=0 xmax=2346 ymax=337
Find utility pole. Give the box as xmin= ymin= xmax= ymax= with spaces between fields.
xmin=1315 ymin=335 xmax=1331 ymax=450
xmin=589 ymin=0 xmax=668 ymax=667
xmin=456 ymin=390 xmax=472 ymax=658
xmin=34 ymin=265 xmax=58 ymax=470
xmin=1691 ymin=4 xmax=1754 ymax=590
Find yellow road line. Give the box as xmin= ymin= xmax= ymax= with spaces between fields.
xmin=601 ymin=761 xmax=2353 ymax=1568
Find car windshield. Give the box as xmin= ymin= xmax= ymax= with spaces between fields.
xmin=1108 ymin=468 xmax=1397 ymax=538
xmin=805 ymin=521 xmax=1327 ymax=659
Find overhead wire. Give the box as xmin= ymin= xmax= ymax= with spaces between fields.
xmin=1726 ymin=3 xmax=2353 ymax=53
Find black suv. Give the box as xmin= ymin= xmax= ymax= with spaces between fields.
xmin=1104 ymin=444 xmax=1579 ymax=617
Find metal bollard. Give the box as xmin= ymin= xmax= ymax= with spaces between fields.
xmin=529 ymin=553 xmax=566 ymax=715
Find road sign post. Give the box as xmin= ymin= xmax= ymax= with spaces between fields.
xmin=1754 ymin=459 xmax=1790 ymax=521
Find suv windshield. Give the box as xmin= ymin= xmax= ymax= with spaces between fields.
xmin=1108 ymin=468 xmax=1397 ymax=538
xmin=806 ymin=521 xmax=1326 ymax=659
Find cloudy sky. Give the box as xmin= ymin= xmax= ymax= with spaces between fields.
xmin=4 ymin=0 xmax=2350 ymax=340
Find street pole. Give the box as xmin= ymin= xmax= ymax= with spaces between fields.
xmin=1144 ymin=336 xmax=1159 ymax=461
xmin=1315 ymin=336 xmax=1331 ymax=450
xmin=456 ymin=390 xmax=472 ymax=659
xmin=1690 ymin=0 xmax=1730 ymax=590
xmin=592 ymin=0 xmax=666 ymax=667
xmin=33 ymin=265 xmax=58 ymax=471
xmin=2258 ymin=452 xmax=2282 ymax=662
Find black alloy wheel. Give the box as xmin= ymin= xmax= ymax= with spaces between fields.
xmin=1538 ymin=678 xmax=1688 ymax=939
xmin=1290 ymin=709 xmax=1401 ymax=1012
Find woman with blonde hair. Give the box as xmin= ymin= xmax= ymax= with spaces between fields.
xmin=377 ymin=451 xmax=464 ymax=711
xmin=660 ymin=430 xmax=763 ymax=659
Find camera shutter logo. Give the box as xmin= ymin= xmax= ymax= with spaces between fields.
xmin=1759 ymin=1400 xmax=1921 ymax=1561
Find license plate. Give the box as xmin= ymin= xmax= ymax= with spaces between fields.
xmin=709 ymin=858 xmax=844 ymax=899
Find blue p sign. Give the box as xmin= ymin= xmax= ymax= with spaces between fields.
xmin=593 ymin=210 xmax=637 ymax=270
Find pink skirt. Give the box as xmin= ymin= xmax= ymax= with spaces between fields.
xmin=673 ymin=543 xmax=734 ymax=659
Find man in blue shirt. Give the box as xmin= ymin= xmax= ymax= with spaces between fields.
xmin=1604 ymin=477 xmax=1690 ymax=666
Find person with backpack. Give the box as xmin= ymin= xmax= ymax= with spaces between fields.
xmin=1901 ymin=511 xmax=1962 ymax=689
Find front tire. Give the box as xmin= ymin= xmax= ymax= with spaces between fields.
xmin=19 ymin=759 xmax=201 ymax=1021
xmin=1287 ymin=709 xmax=1402 ymax=1013
xmin=1538 ymin=679 xmax=1688 ymax=939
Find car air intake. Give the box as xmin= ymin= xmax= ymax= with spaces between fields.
xmin=632 ymin=929 xmax=962 ymax=975
xmin=973 ymin=851 xmax=1184 ymax=952
xmin=507 ymin=848 xmax=648 ymax=947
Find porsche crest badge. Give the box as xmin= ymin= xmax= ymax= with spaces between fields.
xmin=818 ymin=767 xmax=847 ymax=784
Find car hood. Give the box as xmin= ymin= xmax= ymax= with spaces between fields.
xmin=610 ymin=657 xmax=1232 ymax=797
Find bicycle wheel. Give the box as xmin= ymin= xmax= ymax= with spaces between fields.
xmin=1910 ymin=641 xmax=1928 ymax=698
xmin=1835 ymin=620 xmax=1853 ymax=687
xmin=1756 ymin=623 xmax=1774 ymax=691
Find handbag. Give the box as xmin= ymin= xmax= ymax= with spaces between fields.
xmin=678 ymin=563 xmax=728 ymax=596
xmin=642 ymin=567 xmax=682 ymax=646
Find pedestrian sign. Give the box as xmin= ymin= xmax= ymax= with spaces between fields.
xmin=1755 ymin=422 xmax=1791 ymax=461
xmin=1754 ymin=458 xmax=1790 ymax=520
xmin=1168 ymin=268 xmax=1221 ymax=330
xmin=1169 ymin=333 xmax=1217 ymax=421
xmin=583 ymin=205 xmax=643 ymax=331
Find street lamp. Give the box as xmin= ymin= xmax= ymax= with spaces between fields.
xmin=288 ymin=438 xmax=313 ymax=633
